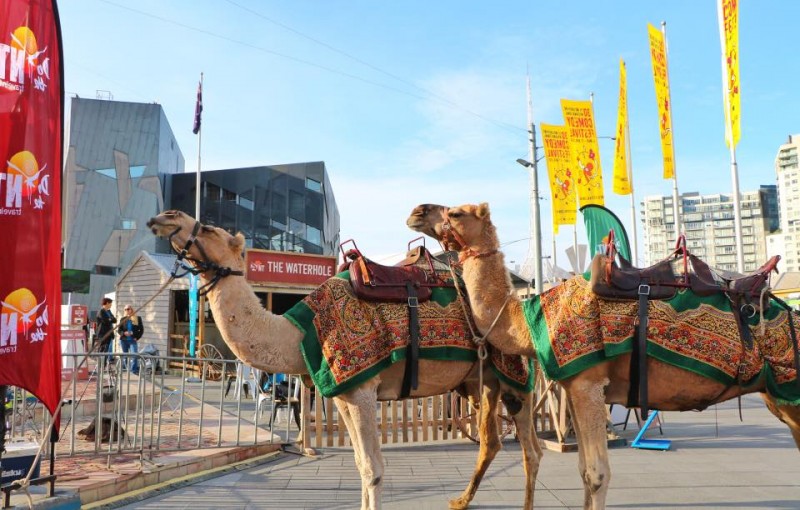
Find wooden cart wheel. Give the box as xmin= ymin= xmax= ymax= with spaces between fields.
xmin=198 ymin=344 xmax=225 ymax=381
xmin=455 ymin=394 xmax=516 ymax=444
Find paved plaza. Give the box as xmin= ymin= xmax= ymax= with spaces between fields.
xmin=92 ymin=394 xmax=800 ymax=510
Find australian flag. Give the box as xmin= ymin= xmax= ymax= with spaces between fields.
xmin=192 ymin=80 xmax=203 ymax=134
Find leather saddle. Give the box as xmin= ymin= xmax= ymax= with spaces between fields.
xmin=342 ymin=240 xmax=453 ymax=303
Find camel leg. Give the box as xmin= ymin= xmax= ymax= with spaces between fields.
xmin=563 ymin=376 xmax=611 ymax=510
xmin=511 ymin=391 xmax=542 ymax=510
xmin=334 ymin=396 xmax=369 ymax=507
xmin=761 ymin=392 xmax=800 ymax=448
xmin=336 ymin=381 xmax=384 ymax=510
xmin=449 ymin=381 xmax=502 ymax=510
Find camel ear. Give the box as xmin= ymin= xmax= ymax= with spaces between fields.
xmin=476 ymin=202 xmax=490 ymax=219
xmin=230 ymin=232 xmax=245 ymax=255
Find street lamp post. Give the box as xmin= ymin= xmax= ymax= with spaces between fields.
xmin=517 ymin=150 xmax=543 ymax=295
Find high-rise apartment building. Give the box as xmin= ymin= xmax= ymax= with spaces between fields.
xmin=641 ymin=187 xmax=779 ymax=272
xmin=772 ymin=134 xmax=800 ymax=272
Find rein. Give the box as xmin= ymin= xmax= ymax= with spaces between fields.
xmin=169 ymin=220 xmax=245 ymax=296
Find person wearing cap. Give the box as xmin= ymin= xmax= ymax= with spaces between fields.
xmin=117 ymin=305 xmax=144 ymax=374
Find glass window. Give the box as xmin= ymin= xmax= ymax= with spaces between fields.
xmin=204 ymin=182 xmax=221 ymax=203
xmin=121 ymin=219 xmax=136 ymax=230
xmin=271 ymin=192 xmax=286 ymax=223
xmin=129 ymin=166 xmax=146 ymax=178
xmin=306 ymin=177 xmax=322 ymax=193
xmin=289 ymin=190 xmax=304 ymax=221
xmin=238 ymin=196 xmax=254 ymax=211
xmin=306 ymin=225 xmax=321 ymax=246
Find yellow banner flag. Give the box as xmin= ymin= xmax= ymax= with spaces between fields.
xmin=560 ymin=99 xmax=604 ymax=207
xmin=612 ymin=59 xmax=631 ymax=195
xmin=540 ymin=123 xmax=577 ymax=234
xmin=648 ymin=23 xmax=675 ymax=179
xmin=718 ymin=0 xmax=740 ymax=147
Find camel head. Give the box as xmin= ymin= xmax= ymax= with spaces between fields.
xmin=407 ymin=202 xmax=498 ymax=255
xmin=147 ymin=210 xmax=246 ymax=273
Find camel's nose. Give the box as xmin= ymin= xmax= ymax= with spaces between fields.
xmin=146 ymin=218 xmax=156 ymax=228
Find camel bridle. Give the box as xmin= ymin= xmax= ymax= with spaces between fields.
xmin=166 ymin=215 xmax=244 ymax=296
xmin=439 ymin=207 xmax=499 ymax=265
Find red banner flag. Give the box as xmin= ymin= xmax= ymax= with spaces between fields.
xmin=0 ymin=0 xmax=64 ymax=424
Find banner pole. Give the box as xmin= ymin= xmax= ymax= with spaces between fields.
xmin=625 ymin=99 xmax=639 ymax=265
xmin=661 ymin=21 xmax=682 ymax=240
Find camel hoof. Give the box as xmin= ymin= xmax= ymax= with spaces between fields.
xmin=448 ymin=496 xmax=470 ymax=510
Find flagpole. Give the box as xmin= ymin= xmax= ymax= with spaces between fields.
xmin=662 ymin=21 xmax=682 ymax=240
xmin=195 ymin=72 xmax=203 ymax=220
xmin=625 ymin=93 xmax=639 ymax=265
xmin=194 ymin=73 xmax=204 ymax=363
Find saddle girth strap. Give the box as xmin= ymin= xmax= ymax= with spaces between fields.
xmin=628 ymin=282 xmax=650 ymax=420
xmin=400 ymin=281 xmax=420 ymax=399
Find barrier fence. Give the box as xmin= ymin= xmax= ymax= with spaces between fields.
xmin=4 ymin=352 xmax=546 ymax=466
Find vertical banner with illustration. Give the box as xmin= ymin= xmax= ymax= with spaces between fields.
xmin=540 ymin=123 xmax=577 ymax=234
xmin=612 ymin=59 xmax=632 ymax=195
xmin=718 ymin=0 xmax=740 ymax=148
xmin=560 ymin=99 xmax=604 ymax=207
xmin=648 ymin=23 xmax=675 ymax=179
xmin=0 ymin=0 xmax=64 ymax=423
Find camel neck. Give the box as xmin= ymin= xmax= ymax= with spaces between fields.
xmin=203 ymin=273 xmax=308 ymax=375
xmin=460 ymin=253 xmax=535 ymax=357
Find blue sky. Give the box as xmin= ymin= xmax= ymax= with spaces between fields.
xmin=58 ymin=1 xmax=800 ymax=274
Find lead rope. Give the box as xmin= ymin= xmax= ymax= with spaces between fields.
xmin=447 ymin=260 xmax=513 ymax=430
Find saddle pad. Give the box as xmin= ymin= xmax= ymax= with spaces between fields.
xmin=285 ymin=271 xmax=535 ymax=398
xmin=523 ymin=276 xmax=800 ymax=405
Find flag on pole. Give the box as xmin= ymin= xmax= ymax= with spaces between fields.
xmin=718 ymin=0 xmax=740 ymax=147
xmin=648 ymin=23 xmax=675 ymax=179
xmin=192 ymin=80 xmax=203 ymax=134
xmin=0 ymin=0 xmax=64 ymax=426
xmin=560 ymin=99 xmax=604 ymax=207
xmin=540 ymin=123 xmax=577 ymax=234
xmin=612 ymin=59 xmax=632 ymax=195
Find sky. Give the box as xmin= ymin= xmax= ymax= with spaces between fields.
xmin=57 ymin=1 xmax=800 ymax=277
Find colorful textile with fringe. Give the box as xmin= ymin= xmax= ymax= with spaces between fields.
xmin=523 ymin=276 xmax=800 ymax=404
xmin=285 ymin=271 xmax=533 ymax=397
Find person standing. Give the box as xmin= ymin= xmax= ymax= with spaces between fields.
xmin=117 ymin=305 xmax=144 ymax=374
xmin=94 ymin=297 xmax=117 ymax=364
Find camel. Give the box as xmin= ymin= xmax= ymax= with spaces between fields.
xmin=147 ymin=210 xmax=541 ymax=510
xmin=407 ymin=202 xmax=800 ymax=510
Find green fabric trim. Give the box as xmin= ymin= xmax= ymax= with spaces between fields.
xmin=523 ymin=296 xmax=606 ymax=381
xmin=490 ymin=358 xmax=536 ymax=393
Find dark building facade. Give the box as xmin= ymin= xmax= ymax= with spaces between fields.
xmin=165 ymin=162 xmax=340 ymax=257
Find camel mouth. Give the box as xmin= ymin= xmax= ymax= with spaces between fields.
xmin=147 ymin=216 xmax=175 ymax=238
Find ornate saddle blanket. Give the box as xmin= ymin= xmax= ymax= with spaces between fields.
xmin=285 ymin=271 xmax=533 ymax=398
xmin=523 ymin=276 xmax=800 ymax=405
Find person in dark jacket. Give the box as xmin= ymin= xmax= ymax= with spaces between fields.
xmin=94 ymin=297 xmax=117 ymax=363
xmin=117 ymin=304 xmax=144 ymax=374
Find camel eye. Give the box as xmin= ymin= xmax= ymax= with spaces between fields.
xmin=449 ymin=210 xmax=464 ymax=219
xmin=201 ymin=225 xmax=215 ymax=233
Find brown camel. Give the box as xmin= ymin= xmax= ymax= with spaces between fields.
xmin=407 ymin=202 xmax=800 ymax=510
xmin=147 ymin=210 xmax=541 ymax=510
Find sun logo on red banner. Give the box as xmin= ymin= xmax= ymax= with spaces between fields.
xmin=7 ymin=150 xmax=49 ymax=207
xmin=10 ymin=26 xmax=42 ymax=70
xmin=1 ymin=287 xmax=46 ymax=338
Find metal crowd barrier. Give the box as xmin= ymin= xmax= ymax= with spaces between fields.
xmin=4 ymin=352 xmax=300 ymax=465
